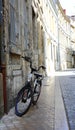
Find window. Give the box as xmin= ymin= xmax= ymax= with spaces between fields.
xmin=32 ymin=7 xmax=36 ymax=49
xmin=51 ymin=43 xmax=53 ymax=60
xmin=0 ymin=0 xmax=3 ymax=24
xmin=10 ymin=5 xmax=16 ymax=43
xmin=9 ymin=0 xmax=19 ymax=44
xmin=23 ymin=0 xmax=29 ymax=49
xmin=56 ymin=46 xmax=58 ymax=62
xmin=10 ymin=0 xmax=15 ymax=7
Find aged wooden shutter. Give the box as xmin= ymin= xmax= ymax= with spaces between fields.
xmin=10 ymin=5 xmax=16 ymax=43
xmin=0 ymin=0 xmax=3 ymax=24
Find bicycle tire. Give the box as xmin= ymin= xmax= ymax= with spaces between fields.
xmin=15 ymin=83 xmax=32 ymax=117
xmin=32 ymin=81 xmax=41 ymax=105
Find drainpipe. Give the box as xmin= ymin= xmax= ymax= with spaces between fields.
xmin=1 ymin=65 xmax=7 ymax=113
xmin=0 ymin=0 xmax=7 ymax=113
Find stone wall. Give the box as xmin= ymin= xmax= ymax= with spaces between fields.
xmin=4 ymin=0 xmax=44 ymax=111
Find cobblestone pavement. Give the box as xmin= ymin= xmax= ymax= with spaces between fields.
xmin=0 ymin=76 xmax=69 ymax=130
xmin=57 ymin=70 xmax=75 ymax=130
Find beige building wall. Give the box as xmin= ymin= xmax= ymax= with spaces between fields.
xmin=57 ymin=1 xmax=71 ymax=70
xmin=42 ymin=0 xmax=58 ymax=76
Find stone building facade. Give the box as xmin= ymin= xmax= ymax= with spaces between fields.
xmin=0 ymin=0 xmax=46 ymax=114
xmin=57 ymin=2 xmax=75 ymax=70
xmin=0 ymin=0 xmax=75 ymax=116
xmin=70 ymin=19 xmax=75 ymax=67
xmin=43 ymin=0 xmax=59 ymax=75
xmin=57 ymin=1 xmax=71 ymax=70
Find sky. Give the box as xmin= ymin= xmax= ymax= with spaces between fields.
xmin=59 ymin=0 xmax=75 ymax=16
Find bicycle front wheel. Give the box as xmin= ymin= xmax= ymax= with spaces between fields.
xmin=15 ymin=84 xmax=32 ymax=117
xmin=32 ymin=81 xmax=41 ymax=105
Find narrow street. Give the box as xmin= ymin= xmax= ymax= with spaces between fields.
xmin=57 ymin=70 xmax=75 ymax=130
xmin=0 ymin=70 xmax=75 ymax=130
xmin=0 ymin=0 xmax=75 ymax=129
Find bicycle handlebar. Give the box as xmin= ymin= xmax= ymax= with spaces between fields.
xmin=22 ymin=56 xmax=46 ymax=72
xmin=38 ymin=65 xmax=46 ymax=71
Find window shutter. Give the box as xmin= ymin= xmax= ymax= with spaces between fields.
xmin=0 ymin=0 xmax=3 ymax=24
xmin=10 ymin=5 xmax=16 ymax=43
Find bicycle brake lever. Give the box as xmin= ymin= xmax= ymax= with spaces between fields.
xmin=21 ymin=56 xmax=31 ymax=62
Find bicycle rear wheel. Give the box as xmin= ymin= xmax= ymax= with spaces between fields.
xmin=15 ymin=83 xmax=32 ymax=117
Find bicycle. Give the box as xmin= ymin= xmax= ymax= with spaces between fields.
xmin=15 ymin=56 xmax=46 ymax=117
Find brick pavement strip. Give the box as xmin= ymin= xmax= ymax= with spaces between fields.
xmin=0 ymin=76 xmax=69 ymax=130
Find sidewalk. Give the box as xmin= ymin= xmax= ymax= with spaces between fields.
xmin=55 ymin=77 xmax=69 ymax=130
xmin=0 ymin=75 xmax=69 ymax=130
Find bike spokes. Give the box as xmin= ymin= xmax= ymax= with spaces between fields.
xmin=33 ymin=83 xmax=41 ymax=104
xmin=15 ymin=87 xmax=32 ymax=116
